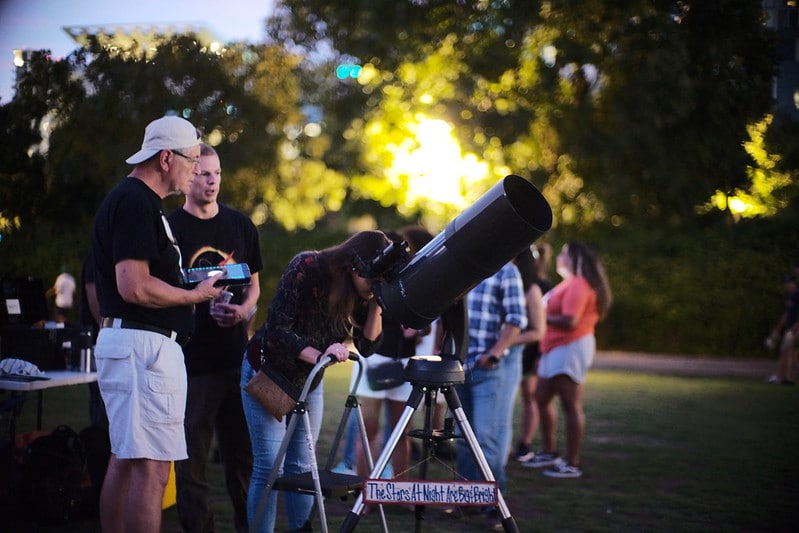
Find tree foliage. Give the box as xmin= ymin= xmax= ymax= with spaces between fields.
xmin=2 ymin=1 xmax=797 ymax=356
xmin=1 ymin=35 xmax=336 ymax=272
xmin=273 ymin=0 xmax=782 ymax=228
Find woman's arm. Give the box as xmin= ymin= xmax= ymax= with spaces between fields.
xmin=362 ymin=298 xmax=383 ymax=342
xmin=515 ymin=284 xmax=546 ymax=345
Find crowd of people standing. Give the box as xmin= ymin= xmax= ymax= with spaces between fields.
xmin=82 ymin=113 xmax=621 ymax=532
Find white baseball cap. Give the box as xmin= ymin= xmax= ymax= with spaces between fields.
xmin=125 ymin=115 xmax=200 ymax=165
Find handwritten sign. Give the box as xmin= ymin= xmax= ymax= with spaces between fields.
xmin=363 ymin=479 xmax=497 ymax=506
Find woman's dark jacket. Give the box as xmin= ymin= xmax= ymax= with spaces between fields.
xmin=247 ymin=251 xmax=382 ymax=392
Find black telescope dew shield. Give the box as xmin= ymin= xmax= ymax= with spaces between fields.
xmin=374 ymin=174 xmax=553 ymax=329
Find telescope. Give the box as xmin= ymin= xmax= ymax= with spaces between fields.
xmin=373 ymin=174 xmax=553 ymax=331
xmin=339 ymin=175 xmax=553 ymax=533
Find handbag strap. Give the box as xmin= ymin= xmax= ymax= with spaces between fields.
xmin=258 ymin=331 xmax=266 ymax=369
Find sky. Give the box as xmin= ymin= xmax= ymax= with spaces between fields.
xmin=0 ymin=0 xmax=276 ymax=103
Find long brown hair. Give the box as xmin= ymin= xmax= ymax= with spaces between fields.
xmin=318 ymin=230 xmax=390 ymax=335
xmin=564 ymin=241 xmax=613 ymax=320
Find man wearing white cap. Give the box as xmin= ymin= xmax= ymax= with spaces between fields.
xmin=91 ymin=115 xmax=225 ymax=533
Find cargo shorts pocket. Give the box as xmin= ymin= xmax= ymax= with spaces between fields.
xmin=142 ymin=373 xmax=182 ymax=425
xmin=94 ymin=341 xmax=134 ymax=392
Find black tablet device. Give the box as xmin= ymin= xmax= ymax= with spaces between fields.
xmin=184 ymin=263 xmax=251 ymax=288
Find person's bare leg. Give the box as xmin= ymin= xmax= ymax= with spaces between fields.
xmin=125 ymin=458 xmax=171 ymax=533
xmin=535 ymin=377 xmax=558 ymax=453
xmin=100 ymin=454 xmax=131 ymax=533
xmin=519 ymin=375 xmax=539 ymax=448
xmin=387 ymin=399 xmax=410 ymax=479
xmin=553 ymin=375 xmax=585 ymax=466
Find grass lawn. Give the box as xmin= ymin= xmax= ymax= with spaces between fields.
xmin=3 ymin=361 xmax=798 ymax=532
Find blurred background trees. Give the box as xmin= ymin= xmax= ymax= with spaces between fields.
xmin=2 ymin=0 xmax=797 ymax=357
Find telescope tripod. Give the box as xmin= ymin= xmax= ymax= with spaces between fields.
xmin=339 ymin=356 xmax=519 ymax=533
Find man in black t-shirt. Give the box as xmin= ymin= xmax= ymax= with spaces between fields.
xmin=168 ymin=143 xmax=262 ymax=533
xmin=91 ymin=116 xmax=224 ymax=533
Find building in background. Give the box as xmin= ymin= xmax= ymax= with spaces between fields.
xmin=11 ymin=21 xmax=221 ymax=95
xmin=764 ymin=0 xmax=799 ymax=122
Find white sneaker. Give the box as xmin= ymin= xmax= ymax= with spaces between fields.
xmin=543 ymin=462 xmax=582 ymax=479
xmin=522 ymin=451 xmax=560 ymax=468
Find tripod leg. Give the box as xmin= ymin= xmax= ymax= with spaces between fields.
xmin=414 ymin=388 xmax=438 ymax=532
xmin=340 ymin=385 xmax=427 ymax=533
xmin=442 ymin=387 xmax=519 ymax=533
xmin=353 ymin=396 xmax=389 ymax=532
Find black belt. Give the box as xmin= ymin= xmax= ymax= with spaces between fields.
xmin=101 ymin=317 xmax=189 ymax=346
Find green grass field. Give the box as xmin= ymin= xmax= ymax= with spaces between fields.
xmin=4 ymin=361 xmax=798 ymax=532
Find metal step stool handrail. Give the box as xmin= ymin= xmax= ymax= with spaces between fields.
xmin=251 ymin=352 xmax=388 ymax=533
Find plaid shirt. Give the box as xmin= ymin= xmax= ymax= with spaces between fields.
xmin=465 ymin=262 xmax=527 ymax=368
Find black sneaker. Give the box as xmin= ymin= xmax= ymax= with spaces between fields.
xmin=514 ymin=442 xmax=535 ymax=463
xmin=522 ymin=451 xmax=560 ymax=468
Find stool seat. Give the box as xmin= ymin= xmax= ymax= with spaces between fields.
xmin=273 ymin=470 xmax=362 ymax=499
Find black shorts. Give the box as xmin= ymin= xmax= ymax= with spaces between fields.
xmin=522 ymin=343 xmax=542 ymax=377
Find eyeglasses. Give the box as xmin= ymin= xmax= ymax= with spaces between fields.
xmin=171 ymin=150 xmax=200 ymax=166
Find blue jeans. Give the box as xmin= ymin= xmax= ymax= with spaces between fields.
xmin=454 ymin=365 xmax=503 ymax=492
xmin=241 ymin=358 xmax=324 ymax=532
xmin=339 ymin=410 xmax=358 ymax=469
xmin=496 ymin=346 xmax=522 ymax=491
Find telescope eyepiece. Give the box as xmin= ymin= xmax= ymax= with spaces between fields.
xmin=352 ymin=240 xmax=410 ymax=281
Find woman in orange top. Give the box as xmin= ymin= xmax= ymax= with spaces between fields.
xmin=524 ymin=241 xmax=612 ymax=478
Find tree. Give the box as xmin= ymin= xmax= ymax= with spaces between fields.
xmin=270 ymin=0 xmax=781 ymax=227
xmin=527 ymin=1 xmax=778 ymax=224
xmin=1 ymin=35 xmax=318 ymax=276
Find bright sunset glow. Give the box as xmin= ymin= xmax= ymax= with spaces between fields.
xmin=386 ymin=116 xmax=487 ymax=208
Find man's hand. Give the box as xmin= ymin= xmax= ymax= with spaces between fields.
xmin=194 ymin=273 xmax=225 ymax=303
xmin=210 ymin=302 xmax=246 ymax=328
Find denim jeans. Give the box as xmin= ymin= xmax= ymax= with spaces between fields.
xmin=241 ymin=357 xmax=324 ymax=532
xmin=454 ymin=365 xmax=503 ymax=491
xmin=339 ymin=401 xmax=395 ymax=470
xmin=496 ymin=345 xmax=522 ymax=491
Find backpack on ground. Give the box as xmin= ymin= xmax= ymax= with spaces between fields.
xmin=18 ymin=424 xmax=89 ymax=523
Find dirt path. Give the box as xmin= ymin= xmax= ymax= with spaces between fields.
xmin=593 ymin=350 xmax=774 ymax=379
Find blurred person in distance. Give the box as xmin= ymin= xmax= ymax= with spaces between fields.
xmin=766 ymin=273 xmax=799 ymax=385
xmin=511 ymin=243 xmax=553 ymax=464
xmin=526 ymin=241 xmax=612 ymax=479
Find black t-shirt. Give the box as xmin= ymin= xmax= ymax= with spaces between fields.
xmin=92 ymin=178 xmax=193 ymax=335
xmin=168 ymin=204 xmax=263 ymax=375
